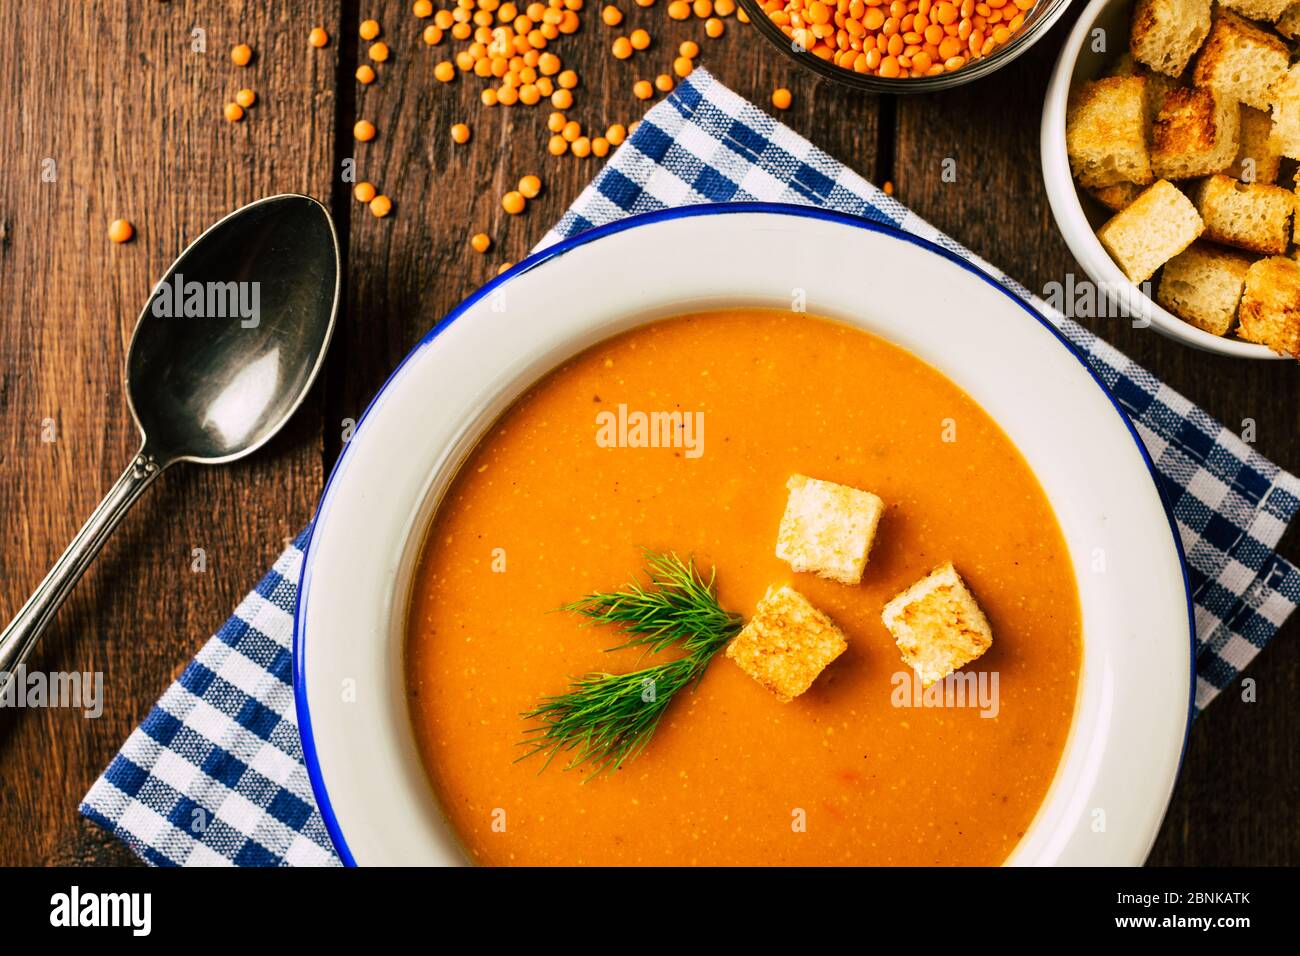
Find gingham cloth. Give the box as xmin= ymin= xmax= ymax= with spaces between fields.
xmin=82 ymin=69 xmax=1300 ymax=866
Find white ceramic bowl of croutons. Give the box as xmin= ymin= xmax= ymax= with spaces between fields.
xmin=1041 ymin=0 xmax=1287 ymax=359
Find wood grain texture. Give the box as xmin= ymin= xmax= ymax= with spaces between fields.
xmin=0 ymin=0 xmax=1293 ymax=867
xmin=0 ymin=0 xmax=339 ymax=865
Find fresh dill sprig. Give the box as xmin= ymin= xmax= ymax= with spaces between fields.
xmin=559 ymin=549 xmax=741 ymax=657
xmin=519 ymin=551 xmax=742 ymax=777
xmin=519 ymin=656 xmax=701 ymax=777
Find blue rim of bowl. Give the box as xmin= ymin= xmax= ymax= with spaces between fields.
xmin=292 ymin=200 xmax=1196 ymax=867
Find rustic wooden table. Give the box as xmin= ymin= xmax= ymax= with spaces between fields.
xmin=0 ymin=0 xmax=1295 ymax=867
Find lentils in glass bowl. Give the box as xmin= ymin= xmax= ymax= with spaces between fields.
xmin=736 ymin=0 xmax=1077 ymax=91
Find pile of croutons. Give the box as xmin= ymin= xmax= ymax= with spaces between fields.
xmin=1066 ymin=0 xmax=1300 ymax=357
xmin=725 ymin=474 xmax=994 ymax=702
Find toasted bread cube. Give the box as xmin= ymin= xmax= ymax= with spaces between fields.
xmin=1271 ymin=64 xmax=1300 ymax=160
xmin=1219 ymin=0 xmax=1294 ymax=18
xmin=775 ymin=474 xmax=884 ymax=585
xmin=1097 ymin=180 xmax=1204 ymax=282
xmin=1294 ymin=167 xmax=1300 ymax=245
xmin=1066 ymin=76 xmax=1154 ymax=188
xmin=1157 ymin=242 xmax=1252 ymax=334
xmin=725 ymin=586 xmax=848 ymax=702
xmin=1089 ymin=181 xmax=1144 ymax=211
xmin=881 ymin=563 xmax=993 ymax=689
xmin=1193 ymin=10 xmax=1289 ymax=111
xmin=1150 ymin=86 xmax=1240 ymax=179
xmin=1238 ymin=256 xmax=1300 ymax=356
xmin=1276 ymin=3 xmax=1300 ymax=40
xmin=1191 ymin=173 xmax=1293 ymax=254
xmin=1106 ymin=52 xmax=1140 ymax=76
xmin=1106 ymin=52 xmax=1177 ymax=107
xmin=1131 ymin=0 xmax=1212 ymax=77
xmin=1226 ymin=106 xmax=1282 ymax=183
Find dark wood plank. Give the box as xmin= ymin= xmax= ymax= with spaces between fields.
xmin=894 ymin=10 xmax=1300 ymax=865
xmin=0 ymin=0 xmax=339 ymax=865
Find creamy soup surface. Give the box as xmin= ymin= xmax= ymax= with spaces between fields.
xmin=406 ymin=309 xmax=1082 ymax=866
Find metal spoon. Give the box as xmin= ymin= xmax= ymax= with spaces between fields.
xmin=0 ymin=194 xmax=340 ymax=694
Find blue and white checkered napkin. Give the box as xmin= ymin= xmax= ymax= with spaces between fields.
xmin=82 ymin=68 xmax=1300 ymax=866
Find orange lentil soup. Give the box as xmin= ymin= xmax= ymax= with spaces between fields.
xmin=406 ymin=308 xmax=1081 ymax=866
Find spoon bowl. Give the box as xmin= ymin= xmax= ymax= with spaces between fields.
xmin=128 ymin=195 xmax=340 ymax=463
xmin=0 ymin=194 xmax=339 ymax=694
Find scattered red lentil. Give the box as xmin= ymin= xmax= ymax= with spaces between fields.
xmin=224 ymin=102 xmax=245 ymax=122
xmin=333 ymin=0 xmax=743 ymax=240
xmin=471 ymin=232 xmax=492 ymax=252
xmin=108 ymin=219 xmax=134 ymax=244
xmin=771 ymin=87 xmax=792 ymax=109
xmin=231 ymin=44 xmax=253 ymax=66
xmin=308 ymin=28 xmax=329 ymax=48
xmin=235 ymin=88 xmax=257 ymax=108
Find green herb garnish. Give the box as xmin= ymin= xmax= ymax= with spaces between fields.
xmin=518 ymin=551 xmax=742 ymax=778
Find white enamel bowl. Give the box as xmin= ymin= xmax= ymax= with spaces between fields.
xmin=1041 ymin=0 xmax=1283 ymax=359
xmin=293 ymin=204 xmax=1193 ymax=867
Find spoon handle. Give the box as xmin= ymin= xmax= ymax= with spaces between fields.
xmin=0 ymin=450 xmax=165 ymax=693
